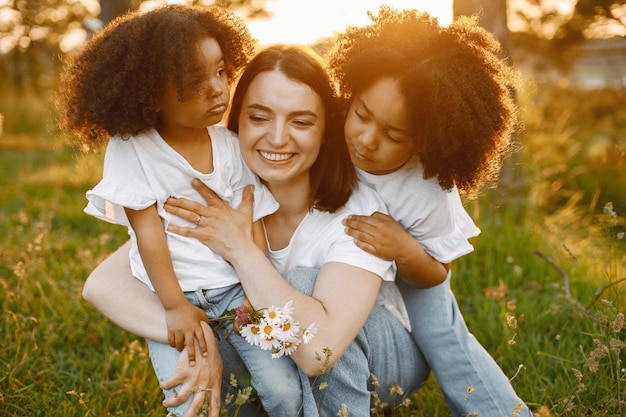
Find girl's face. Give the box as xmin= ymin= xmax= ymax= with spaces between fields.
xmin=237 ymin=70 xmax=325 ymax=189
xmin=344 ymin=76 xmax=420 ymax=175
xmin=158 ymin=37 xmax=229 ymax=134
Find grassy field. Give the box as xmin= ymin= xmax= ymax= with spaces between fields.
xmin=0 ymin=84 xmax=624 ymax=416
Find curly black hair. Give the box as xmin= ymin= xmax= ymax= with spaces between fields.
xmin=328 ymin=6 xmax=523 ymax=198
xmin=57 ymin=4 xmax=256 ymax=149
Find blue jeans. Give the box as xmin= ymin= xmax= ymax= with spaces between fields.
xmin=283 ymin=268 xmax=430 ymax=417
xmin=398 ymin=272 xmax=533 ymax=417
xmin=147 ymin=283 xmax=304 ymax=417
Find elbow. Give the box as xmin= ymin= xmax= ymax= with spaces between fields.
xmin=81 ymin=275 xmax=97 ymax=306
xmin=81 ymin=269 xmax=105 ymax=308
xmin=299 ymin=361 xmax=335 ymax=378
xmin=297 ymin=350 xmax=339 ymax=377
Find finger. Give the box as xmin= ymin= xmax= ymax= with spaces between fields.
xmin=206 ymin=388 xmax=221 ymax=417
xmin=240 ymin=184 xmax=255 ymax=213
xmin=192 ymin=178 xmax=225 ymax=208
xmin=344 ymin=221 xmax=375 ymax=241
xmin=195 ymin=326 xmax=208 ymax=359
xmin=185 ymin=333 xmax=196 ymax=365
xmin=182 ymin=388 xmax=216 ymax=417
xmin=165 ymin=222 xmax=196 ymax=238
xmin=164 ymin=197 xmax=206 ymax=214
xmin=168 ymin=330 xmax=175 ymax=348
xmin=175 ymin=331 xmax=185 ymax=352
xmin=163 ymin=379 xmax=192 ymax=407
xmin=352 ymin=237 xmax=379 ymax=257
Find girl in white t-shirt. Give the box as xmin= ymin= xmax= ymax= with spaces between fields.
xmin=56 ymin=6 xmax=314 ymax=417
xmin=330 ymin=7 xmax=533 ymax=417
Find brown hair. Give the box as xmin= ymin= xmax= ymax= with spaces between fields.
xmin=228 ymin=45 xmax=356 ymax=212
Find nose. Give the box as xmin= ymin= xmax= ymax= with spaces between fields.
xmin=357 ymin=126 xmax=378 ymax=150
xmin=204 ymin=78 xmax=225 ymax=99
xmin=265 ymin=120 xmax=289 ymax=147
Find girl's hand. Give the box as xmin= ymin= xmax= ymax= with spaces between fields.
xmin=165 ymin=302 xmax=210 ymax=365
xmin=164 ymin=179 xmax=256 ymax=263
xmin=162 ymin=322 xmax=222 ymax=417
xmin=344 ymin=212 xmax=449 ymax=288
xmin=342 ymin=211 xmax=414 ymax=261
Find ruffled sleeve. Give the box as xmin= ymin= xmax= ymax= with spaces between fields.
xmin=84 ymin=137 xmax=156 ymax=226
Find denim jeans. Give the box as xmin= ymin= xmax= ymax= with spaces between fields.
xmin=147 ymin=283 xmax=304 ymax=417
xmin=283 ymin=268 xmax=430 ymax=417
xmin=398 ymin=273 xmax=533 ymax=417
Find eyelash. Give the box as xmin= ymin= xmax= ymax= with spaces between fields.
xmin=248 ymin=115 xmax=314 ymax=128
xmin=355 ymin=108 xmax=403 ymax=143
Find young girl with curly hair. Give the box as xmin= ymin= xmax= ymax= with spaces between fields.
xmin=57 ymin=5 xmax=309 ymax=417
xmin=331 ymin=7 xmax=532 ymax=417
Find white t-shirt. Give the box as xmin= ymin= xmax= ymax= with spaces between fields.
xmin=356 ymin=155 xmax=481 ymax=330
xmin=265 ymin=183 xmax=395 ymax=283
xmin=85 ymin=125 xmax=279 ymax=292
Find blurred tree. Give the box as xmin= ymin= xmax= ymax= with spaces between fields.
xmin=0 ymin=0 xmax=269 ymax=93
xmin=0 ymin=0 xmax=100 ymax=92
xmin=455 ymin=0 xmax=626 ymax=74
xmin=100 ymin=0 xmax=135 ymax=25
xmin=512 ymin=0 xmax=626 ymax=42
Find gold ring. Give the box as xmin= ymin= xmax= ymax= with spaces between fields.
xmin=192 ymin=386 xmax=211 ymax=393
xmin=195 ymin=215 xmax=202 ymax=225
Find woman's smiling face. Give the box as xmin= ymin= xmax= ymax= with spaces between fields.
xmin=237 ymin=70 xmax=325 ymax=188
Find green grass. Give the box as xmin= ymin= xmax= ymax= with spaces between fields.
xmin=0 ymin=85 xmax=624 ymax=416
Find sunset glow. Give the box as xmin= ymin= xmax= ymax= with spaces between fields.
xmin=244 ymin=0 xmax=453 ymax=45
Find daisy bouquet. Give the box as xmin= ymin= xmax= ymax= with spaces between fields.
xmin=214 ymin=300 xmax=317 ymax=358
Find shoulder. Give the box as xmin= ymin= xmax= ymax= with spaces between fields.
xmin=209 ymin=125 xmax=238 ymax=142
xmin=343 ymin=182 xmax=388 ymax=215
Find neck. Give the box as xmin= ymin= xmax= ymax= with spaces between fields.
xmin=263 ymin=177 xmax=313 ymax=249
xmin=267 ymin=175 xmax=313 ymax=217
xmin=157 ymin=126 xmax=209 ymax=146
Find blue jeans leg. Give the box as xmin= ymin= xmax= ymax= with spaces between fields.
xmin=398 ymin=274 xmax=533 ymax=417
xmin=148 ymin=284 xmax=306 ymax=417
xmin=226 ymin=329 xmax=304 ymax=417
xmin=282 ymin=268 xmax=430 ymax=416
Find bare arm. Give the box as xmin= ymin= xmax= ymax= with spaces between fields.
xmin=82 ymin=239 xmax=208 ymax=364
xmin=343 ymin=211 xmax=449 ymax=288
xmin=124 ymin=205 xmax=209 ymax=357
xmin=164 ymin=181 xmax=382 ymax=376
xmin=83 ymin=242 xmax=221 ymax=415
xmin=82 ymin=240 xmax=169 ymax=342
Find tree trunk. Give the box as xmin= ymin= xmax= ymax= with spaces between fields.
xmin=100 ymin=0 xmax=134 ymax=26
xmin=453 ymin=0 xmax=510 ymax=53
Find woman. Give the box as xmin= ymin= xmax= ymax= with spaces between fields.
xmin=83 ymin=45 xmax=429 ymax=417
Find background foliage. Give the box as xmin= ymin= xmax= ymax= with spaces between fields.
xmin=0 ymin=0 xmax=624 ymax=416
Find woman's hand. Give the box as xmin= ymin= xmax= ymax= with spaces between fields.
xmin=161 ymin=321 xmax=222 ymax=417
xmin=164 ymin=179 xmax=257 ymax=263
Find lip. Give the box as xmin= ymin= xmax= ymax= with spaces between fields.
xmin=208 ymin=103 xmax=227 ymax=114
xmin=350 ymin=145 xmax=371 ymax=163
